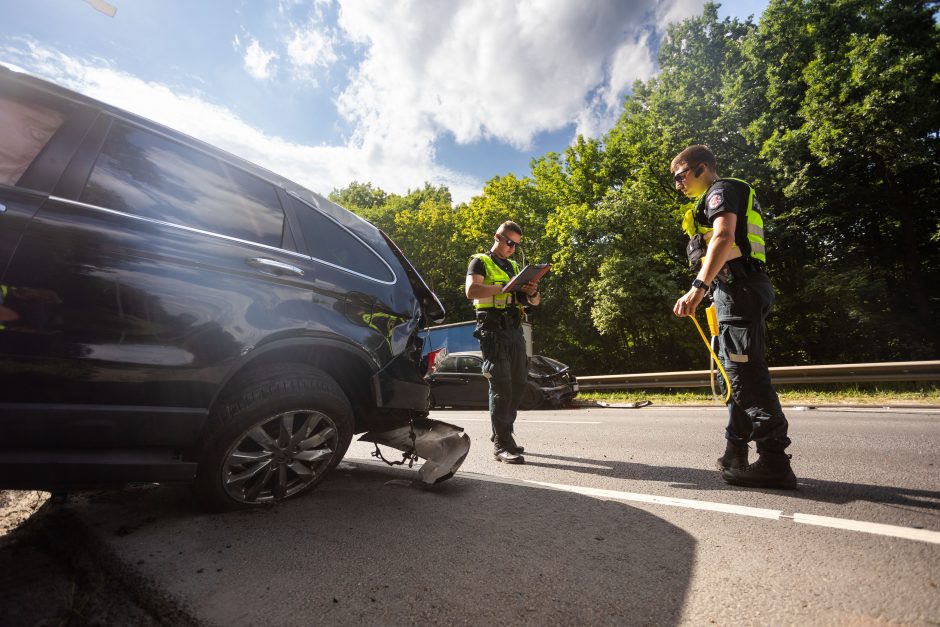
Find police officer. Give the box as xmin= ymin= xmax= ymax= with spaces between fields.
xmin=466 ymin=221 xmax=540 ymax=464
xmin=671 ymin=145 xmax=797 ymax=490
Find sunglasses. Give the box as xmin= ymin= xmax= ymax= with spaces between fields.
xmin=496 ymin=233 xmax=520 ymax=248
xmin=673 ymin=165 xmax=698 ymax=183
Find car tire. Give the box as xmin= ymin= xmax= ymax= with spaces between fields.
xmin=194 ymin=364 xmax=354 ymax=510
xmin=519 ymin=382 xmax=544 ymax=410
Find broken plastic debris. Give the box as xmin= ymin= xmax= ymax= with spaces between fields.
xmin=359 ymin=418 xmax=471 ymax=484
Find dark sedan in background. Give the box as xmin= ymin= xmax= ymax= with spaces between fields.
xmin=426 ymin=351 xmax=578 ymax=410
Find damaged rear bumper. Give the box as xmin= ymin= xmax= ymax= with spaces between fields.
xmin=358 ymin=417 xmax=470 ymax=484
xmin=371 ymin=351 xmax=431 ymax=411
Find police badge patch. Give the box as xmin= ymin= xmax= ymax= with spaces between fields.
xmin=708 ymin=193 xmax=723 ymax=210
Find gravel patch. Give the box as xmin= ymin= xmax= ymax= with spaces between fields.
xmin=0 ymin=490 xmax=171 ymax=626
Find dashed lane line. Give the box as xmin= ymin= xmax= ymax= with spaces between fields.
xmin=517 ymin=478 xmax=940 ymax=545
xmin=345 ymin=460 xmax=940 ymax=546
xmin=454 ymin=418 xmax=602 ymax=424
xmin=589 ymin=406 xmax=940 ymax=414
xmin=521 ymin=479 xmax=782 ymax=519
xmin=790 ymin=513 xmax=940 ymax=544
xmin=519 ymin=479 xmax=940 ymax=545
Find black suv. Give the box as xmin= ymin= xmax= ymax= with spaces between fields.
xmin=0 ymin=66 xmax=467 ymax=508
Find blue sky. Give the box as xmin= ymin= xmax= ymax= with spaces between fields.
xmin=1 ymin=0 xmax=768 ymax=203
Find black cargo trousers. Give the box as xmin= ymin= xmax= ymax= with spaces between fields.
xmin=475 ymin=312 xmax=528 ymax=438
xmin=713 ymin=271 xmax=791 ymax=454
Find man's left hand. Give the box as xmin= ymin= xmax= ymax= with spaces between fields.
xmin=673 ymin=288 xmax=704 ymax=317
xmin=520 ymin=282 xmax=538 ymax=296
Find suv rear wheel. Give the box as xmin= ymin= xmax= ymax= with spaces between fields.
xmin=195 ymin=364 xmax=354 ymax=509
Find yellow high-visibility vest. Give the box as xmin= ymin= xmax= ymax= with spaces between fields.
xmin=681 ymin=178 xmax=766 ymax=265
xmin=470 ymin=253 xmax=523 ymax=311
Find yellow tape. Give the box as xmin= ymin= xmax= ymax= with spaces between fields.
xmin=690 ymin=314 xmax=731 ymax=404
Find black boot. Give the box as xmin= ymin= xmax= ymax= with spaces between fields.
xmin=722 ymin=452 xmax=797 ymax=490
xmin=490 ymin=432 xmax=524 ymax=454
xmin=493 ymin=434 xmax=524 ymax=464
xmin=715 ymin=440 xmax=749 ymax=470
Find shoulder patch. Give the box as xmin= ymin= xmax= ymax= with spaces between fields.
xmin=708 ymin=193 xmax=723 ymax=210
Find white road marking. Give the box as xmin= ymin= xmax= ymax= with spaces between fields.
xmin=791 ymin=513 xmax=940 ymax=544
xmin=345 ymin=459 xmax=940 ymax=545
xmin=453 ymin=418 xmax=602 ymax=424
xmin=822 ymin=407 xmax=940 ymax=415
xmin=633 ymin=406 xmax=726 ymax=411
xmin=580 ymin=406 xmax=940 ymax=414
xmin=523 ymin=479 xmax=782 ymax=519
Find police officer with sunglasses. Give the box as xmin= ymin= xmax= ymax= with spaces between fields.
xmin=466 ymin=221 xmax=541 ymax=463
xmin=671 ymin=144 xmax=797 ymax=490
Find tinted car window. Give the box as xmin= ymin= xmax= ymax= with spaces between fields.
xmin=292 ymin=199 xmax=394 ymax=282
xmin=456 ymin=356 xmax=482 ymax=374
xmin=0 ymin=95 xmax=66 ymax=186
xmin=435 ymin=356 xmax=457 ymax=373
xmin=81 ymin=122 xmax=284 ymax=247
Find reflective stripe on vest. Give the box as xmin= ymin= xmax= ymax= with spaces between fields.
xmin=681 ymin=178 xmax=766 ymax=263
xmin=471 ymin=253 xmax=522 ymax=310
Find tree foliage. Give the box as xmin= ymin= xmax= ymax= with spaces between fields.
xmin=331 ymin=0 xmax=940 ymax=374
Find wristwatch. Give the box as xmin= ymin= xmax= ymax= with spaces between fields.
xmin=691 ymin=278 xmax=710 ymax=291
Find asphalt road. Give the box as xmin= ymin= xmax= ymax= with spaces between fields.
xmin=35 ymin=406 xmax=940 ymax=625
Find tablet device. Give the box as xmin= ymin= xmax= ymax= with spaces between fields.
xmin=501 ymin=263 xmax=551 ymax=293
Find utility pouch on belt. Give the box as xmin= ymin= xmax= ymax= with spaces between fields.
xmin=474 ymin=319 xmax=503 ymax=362
xmin=716 ymin=264 xmax=733 ymax=285
xmin=686 ymin=234 xmax=708 ymax=270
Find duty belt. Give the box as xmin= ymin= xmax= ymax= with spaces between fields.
xmin=717 ymin=258 xmax=766 ymax=286
xmin=476 ymin=309 xmax=522 ymax=329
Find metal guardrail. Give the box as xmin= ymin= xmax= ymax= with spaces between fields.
xmin=577 ymin=361 xmax=940 ymax=391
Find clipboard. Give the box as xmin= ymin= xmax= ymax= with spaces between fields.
xmin=501 ymin=263 xmax=551 ymax=293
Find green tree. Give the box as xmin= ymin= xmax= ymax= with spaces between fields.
xmin=753 ymin=0 xmax=940 ymax=360
xmin=329 ymin=0 xmax=940 ymax=372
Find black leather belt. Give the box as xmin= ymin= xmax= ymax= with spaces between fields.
xmin=476 ymin=309 xmax=522 ymax=329
xmin=717 ymin=258 xmax=767 ymax=286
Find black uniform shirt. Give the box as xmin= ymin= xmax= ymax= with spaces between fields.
xmin=467 ymin=252 xmax=529 ymax=305
xmin=700 ymin=179 xmax=744 ymax=225
xmin=467 ymin=251 xmax=517 ymax=278
xmin=697 ymin=178 xmax=762 ymax=262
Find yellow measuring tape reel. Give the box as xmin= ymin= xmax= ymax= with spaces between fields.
xmin=690 ymin=304 xmax=731 ymax=404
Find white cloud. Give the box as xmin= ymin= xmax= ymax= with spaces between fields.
xmin=243 ymin=38 xmax=277 ymax=80
xmin=1 ymin=0 xmax=705 ymax=204
xmin=285 ymin=20 xmax=338 ymax=84
xmin=656 ymin=0 xmax=710 ymax=29
xmin=0 ymin=42 xmax=482 ymax=203
xmin=232 ymin=34 xmax=241 ymax=52
xmin=334 ymin=0 xmax=702 ymax=155
xmin=287 ymin=28 xmax=336 ymax=69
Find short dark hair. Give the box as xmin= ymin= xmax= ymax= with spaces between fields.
xmin=671 ymin=144 xmax=717 ymax=172
xmin=497 ymin=221 xmax=522 ymax=237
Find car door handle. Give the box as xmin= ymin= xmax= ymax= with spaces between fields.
xmin=246 ymin=257 xmax=305 ymax=277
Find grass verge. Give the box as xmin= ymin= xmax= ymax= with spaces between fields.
xmin=578 ymin=382 xmax=940 ymax=406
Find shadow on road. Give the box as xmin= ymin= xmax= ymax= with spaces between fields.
xmin=523 ymin=453 xmax=940 ymax=512
xmin=44 ymin=466 xmax=696 ymax=626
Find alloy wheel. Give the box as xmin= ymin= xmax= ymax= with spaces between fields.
xmin=221 ymin=409 xmax=339 ymax=504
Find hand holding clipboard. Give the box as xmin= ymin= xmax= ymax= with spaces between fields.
xmin=501 ymin=264 xmax=551 ymax=293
